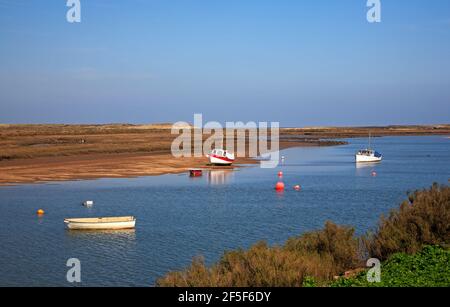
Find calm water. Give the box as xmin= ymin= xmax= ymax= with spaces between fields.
xmin=0 ymin=136 xmax=449 ymax=286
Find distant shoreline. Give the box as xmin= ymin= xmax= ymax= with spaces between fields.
xmin=0 ymin=124 xmax=448 ymax=186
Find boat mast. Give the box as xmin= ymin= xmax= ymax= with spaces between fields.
xmin=368 ymin=131 xmax=371 ymax=150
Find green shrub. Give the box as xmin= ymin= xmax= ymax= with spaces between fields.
xmin=302 ymin=276 xmax=318 ymax=287
xmin=364 ymin=184 xmax=450 ymax=260
xmin=332 ymin=245 xmax=450 ymax=287
xmin=157 ymin=241 xmax=307 ymax=287
xmin=285 ymin=221 xmax=362 ymax=277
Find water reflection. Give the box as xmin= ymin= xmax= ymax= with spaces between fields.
xmin=355 ymin=162 xmax=380 ymax=169
xmin=65 ymin=228 xmax=136 ymax=241
xmin=355 ymin=162 xmax=380 ymax=177
xmin=208 ymin=170 xmax=234 ymax=185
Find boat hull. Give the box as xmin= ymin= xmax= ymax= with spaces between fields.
xmin=64 ymin=216 xmax=136 ymax=230
xmin=209 ymin=155 xmax=234 ymax=165
xmin=189 ymin=169 xmax=203 ymax=177
xmin=355 ymin=154 xmax=382 ymax=163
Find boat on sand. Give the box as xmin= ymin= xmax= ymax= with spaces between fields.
xmin=64 ymin=216 xmax=136 ymax=230
xmin=207 ymin=149 xmax=235 ymax=165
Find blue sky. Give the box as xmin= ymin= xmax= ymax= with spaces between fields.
xmin=0 ymin=0 xmax=449 ymax=126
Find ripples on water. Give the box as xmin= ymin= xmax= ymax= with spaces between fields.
xmin=0 ymin=136 xmax=449 ymax=286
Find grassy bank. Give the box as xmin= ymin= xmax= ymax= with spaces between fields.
xmin=331 ymin=245 xmax=450 ymax=287
xmin=156 ymin=184 xmax=450 ymax=287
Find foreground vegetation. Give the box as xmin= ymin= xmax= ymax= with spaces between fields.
xmin=157 ymin=184 xmax=450 ymax=287
xmin=332 ymin=245 xmax=450 ymax=287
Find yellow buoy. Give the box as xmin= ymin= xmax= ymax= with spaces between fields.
xmin=37 ymin=209 xmax=45 ymax=215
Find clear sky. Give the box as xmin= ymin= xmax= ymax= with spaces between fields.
xmin=1 ymin=0 xmax=449 ymax=126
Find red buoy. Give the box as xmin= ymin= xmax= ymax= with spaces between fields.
xmin=371 ymin=171 xmax=377 ymax=177
xmin=278 ymin=171 xmax=283 ymax=178
xmin=275 ymin=181 xmax=285 ymax=191
xmin=294 ymin=185 xmax=301 ymax=191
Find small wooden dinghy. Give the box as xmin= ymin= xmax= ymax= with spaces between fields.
xmin=64 ymin=216 xmax=136 ymax=230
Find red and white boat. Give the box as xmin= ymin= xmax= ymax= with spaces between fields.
xmin=207 ymin=149 xmax=235 ymax=166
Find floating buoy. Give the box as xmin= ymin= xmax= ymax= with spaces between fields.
xmin=37 ymin=209 xmax=45 ymax=215
xmin=294 ymin=185 xmax=301 ymax=191
xmin=278 ymin=171 xmax=283 ymax=178
xmin=371 ymin=171 xmax=377 ymax=177
xmin=275 ymin=181 xmax=285 ymax=191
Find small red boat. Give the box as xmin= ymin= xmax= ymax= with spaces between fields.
xmin=189 ymin=169 xmax=203 ymax=177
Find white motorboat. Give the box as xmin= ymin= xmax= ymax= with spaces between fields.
xmin=64 ymin=216 xmax=136 ymax=230
xmin=355 ymin=149 xmax=382 ymax=162
xmin=82 ymin=200 xmax=94 ymax=208
xmin=207 ymin=149 xmax=235 ymax=165
xmin=355 ymin=133 xmax=382 ymax=163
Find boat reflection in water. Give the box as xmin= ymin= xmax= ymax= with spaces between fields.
xmin=355 ymin=162 xmax=379 ymax=177
xmin=208 ymin=170 xmax=234 ymax=185
xmin=66 ymin=228 xmax=136 ymax=240
xmin=355 ymin=162 xmax=375 ymax=169
xmin=64 ymin=229 xmax=137 ymax=273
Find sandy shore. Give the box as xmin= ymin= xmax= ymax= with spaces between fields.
xmin=0 ymin=141 xmax=329 ymax=186
xmin=0 ymin=153 xmax=257 ymax=186
xmin=0 ymin=124 xmax=448 ymax=186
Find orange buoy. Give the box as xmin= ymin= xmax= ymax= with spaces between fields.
xmin=278 ymin=171 xmax=283 ymax=178
xmin=37 ymin=209 xmax=45 ymax=215
xmin=275 ymin=181 xmax=285 ymax=191
xmin=294 ymin=185 xmax=301 ymax=191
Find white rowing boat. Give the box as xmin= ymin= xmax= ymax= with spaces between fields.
xmin=64 ymin=216 xmax=136 ymax=230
